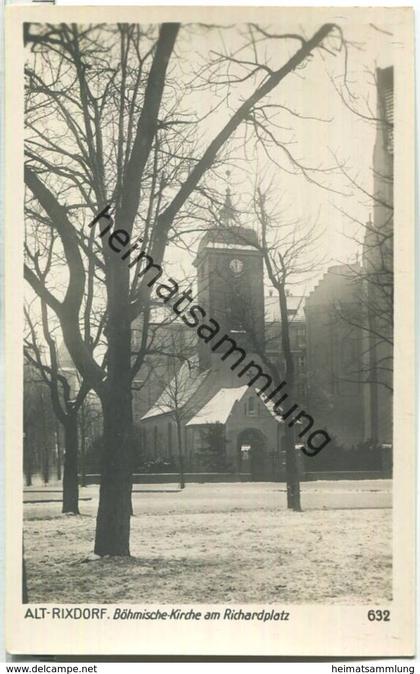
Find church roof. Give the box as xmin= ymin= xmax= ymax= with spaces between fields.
xmin=186 ymin=386 xmax=248 ymax=426
xmin=186 ymin=386 xmax=288 ymax=426
xmin=140 ymin=360 xmax=208 ymax=420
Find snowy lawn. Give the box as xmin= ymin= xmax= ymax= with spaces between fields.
xmin=24 ymin=481 xmax=392 ymax=604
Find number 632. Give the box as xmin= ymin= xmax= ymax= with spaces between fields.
xmin=367 ymin=609 xmax=390 ymax=621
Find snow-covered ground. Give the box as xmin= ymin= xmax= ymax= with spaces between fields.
xmin=23 ymin=481 xmax=392 ymax=604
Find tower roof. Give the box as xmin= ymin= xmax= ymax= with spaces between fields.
xmin=197 ymin=224 xmax=259 ymax=254
xmin=196 ymin=171 xmax=259 ymax=259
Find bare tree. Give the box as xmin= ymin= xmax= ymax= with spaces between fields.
xmin=24 ymin=302 xmax=90 ymax=513
xmin=149 ymin=331 xmax=203 ymax=489
xmin=78 ymin=394 xmax=102 ymax=487
xmin=24 ymin=363 xmax=56 ymax=486
xmin=24 ymin=21 xmax=345 ymax=555
xmin=232 ymin=187 xmax=326 ymax=510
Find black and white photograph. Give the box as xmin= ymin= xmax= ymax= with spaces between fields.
xmin=4 ymin=4 xmax=415 ymax=657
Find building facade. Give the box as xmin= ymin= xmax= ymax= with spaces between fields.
xmin=139 ymin=190 xmax=290 ymax=480
xmin=305 ymin=264 xmax=365 ymax=447
xmin=362 ymin=66 xmax=393 ymax=451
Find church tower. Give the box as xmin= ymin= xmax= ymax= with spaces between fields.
xmin=194 ymin=183 xmax=265 ymax=371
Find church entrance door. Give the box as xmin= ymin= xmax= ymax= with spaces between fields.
xmin=237 ymin=428 xmax=267 ymax=481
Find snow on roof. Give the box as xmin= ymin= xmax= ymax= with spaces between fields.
xmin=186 ymin=386 xmax=248 ymax=426
xmin=265 ymin=293 xmax=305 ymax=322
xmin=141 ymin=360 xmax=207 ymax=420
xmin=261 ymin=396 xmax=286 ymax=424
xmin=186 ymin=386 xmax=289 ymax=427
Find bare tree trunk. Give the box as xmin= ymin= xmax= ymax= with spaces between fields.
xmin=93 ymin=249 xmax=135 ymax=555
xmin=42 ymin=450 xmax=50 ymax=484
xmin=284 ymin=425 xmax=301 ymax=511
xmin=39 ymin=392 xmax=51 ymax=484
xmin=279 ymin=286 xmax=302 ymax=512
xmin=79 ymin=406 xmax=87 ymax=488
xmin=24 ymin=468 xmax=32 ymax=487
xmin=55 ymin=423 xmax=62 ymax=481
xmin=62 ymin=416 xmax=80 ymax=514
xmin=94 ymin=395 xmax=133 ymax=555
xmin=23 ymin=428 xmax=33 ymax=487
xmin=176 ymin=419 xmax=185 ymax=490
xmin=22 ymin=544 xmax=28 ymax=604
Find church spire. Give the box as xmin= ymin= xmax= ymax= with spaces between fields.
xmin=219 ymin=170 xmax=238 ymax=226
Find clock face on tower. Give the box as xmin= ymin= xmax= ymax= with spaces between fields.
xmin=229 ymin=258 xmax=244 ymax=275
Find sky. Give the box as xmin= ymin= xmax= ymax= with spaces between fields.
xmin=25 ymin=11 xmax=399 ymax=318
xmin=160 ymin=14 xmax=398 ymax=296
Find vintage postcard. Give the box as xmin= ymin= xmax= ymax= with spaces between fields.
xmin=4 ymin=5 xmax=415 ymax=657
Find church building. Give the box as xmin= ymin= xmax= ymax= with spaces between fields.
xmin=139 ymin=188 xmax=291 ymax=480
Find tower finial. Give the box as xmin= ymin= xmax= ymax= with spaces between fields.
xmin=220 ymin=169 xmax=237 ymax=226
